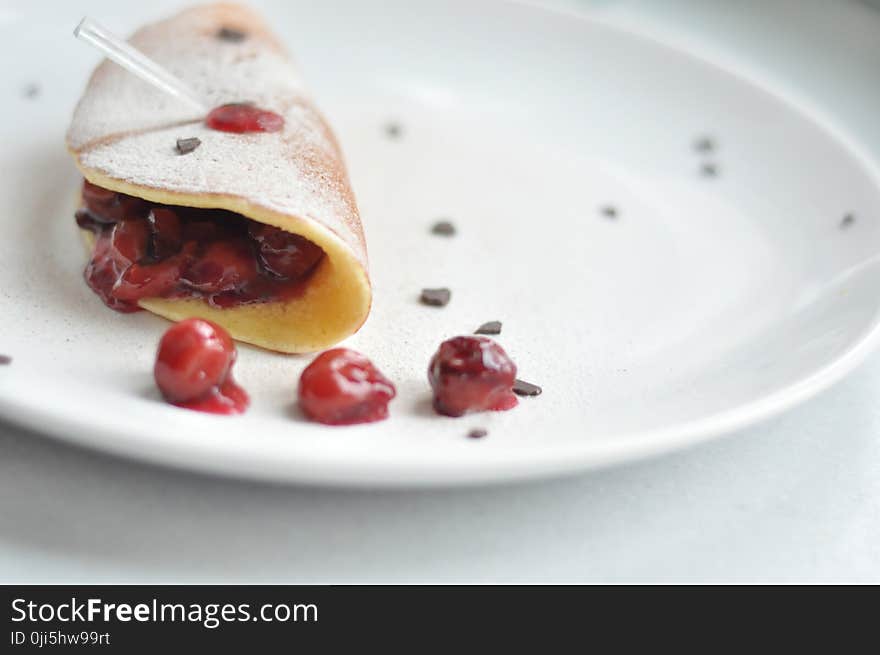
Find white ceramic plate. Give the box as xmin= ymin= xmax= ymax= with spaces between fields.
xmin=2 ymin=0 xmax=880 ymax=486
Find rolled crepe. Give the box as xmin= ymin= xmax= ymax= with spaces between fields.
xmin=66 ymin=3 xmax=370 ymax=353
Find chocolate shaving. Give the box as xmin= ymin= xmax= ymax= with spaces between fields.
xmin=512 ymin=379 xmax=542 ymax=397
xmin=475 ymin=321 xmax=502 ymax=335
xmin=22 ymin=83 xmax=40 ymax=99
xmin=385 ymin=122 xmax=403 ymax=139
xmin=700 ymin=162 xmax=718 ymax=177
xmin=694 ymin=136 xmax=715 ymax=153
xmin=840 ymin=213 xmax=856 ymax=229
xmin=468 ymin=428 xmax=488 ymax=439
xmin=176 ymin=137 xmax=201 ymax=155
xmin=420 ymin=288 xmax=451 ymax=307
xmin=0 ymin=354 xmax=11 ymax=365
xmin=600 ymin=205 xmax=618 ymax=219
xmin=217 ymin=27 xmax=247 ymax=42
xmin=431 ymin=220 xmax=456 ymax=236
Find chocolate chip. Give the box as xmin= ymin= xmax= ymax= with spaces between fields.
xmin=475 ymin=321 xmax=502 ymax=335
xmin=431 ymin=220 xmax=456 ymax=236
xmin=700 ymin=163 xmax=718 ymax=177
xmin=840 ymin=213 xmax=856 ymax=229
xmin=217 ymin=27 xmax=247 ymax=42
xmin=0 ymin=355 xmax=11 ymax=365
xmin=468 ymin=428 xmax=488 ymax=439
xmin=176 ymin=137 xmax=201 ymax=155
xmin=512 ymin=379 xmax=542 ymax=397
xmin=600 ymin=205 xmax=618 ymax=219
xmin=385 ymin=122 xmax=403 ymax=139
xmin=22 ymin=83 xmax=40 ymax=99
xmin=420 ymin=288 xmax=451 ymax=306
xmin=694 ymin=136 xmax=715 ymax=153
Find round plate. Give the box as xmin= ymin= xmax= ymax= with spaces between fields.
xmin=2 ymin=0 xmax=880 ymax=486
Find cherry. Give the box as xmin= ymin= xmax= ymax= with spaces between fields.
xmin=181 ymin=220 xmax=221 ymax=242
xmin=427 ymin=336 xmax=518 ymax=417
xmin=205 ymin=103 xmax=284 ymax=133
xmin=75 ymin=209 xmax=102 ymax=233
xmin=82 ymin=179 xmax=117 ymax=205
xmin=112 ymin=259 xmax=183 ymax=301
xmin=181 ymin=240 xmax=258 ymax=293
xmin=173 ymin=377 xmax=251 ymax=414
xmin=154 ymin=318 xmax=249 ymax=414
xmin=80 ymin=180 xmax=146 ymax=222
xmin=108 ymin=218 xmax=150 ymax=266
xmin=83 ymin=232 xmax=139 ymax=313
xmin=248 ymin=223 xmax=324 ymax=279
xmin=298 ymin=348 xmax=396 ymax=425
xmin=146 ymin=207 xmax=182 ymax=260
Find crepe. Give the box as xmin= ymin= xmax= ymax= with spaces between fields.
xmin=66 ymin=3 xmax=370 ymax=353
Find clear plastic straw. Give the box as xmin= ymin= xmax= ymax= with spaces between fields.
xmin=74 ymin=17 xmax=207 ymax=113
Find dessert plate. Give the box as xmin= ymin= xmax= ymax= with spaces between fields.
xmin=2 ymin=0 xmax=880 ymax=486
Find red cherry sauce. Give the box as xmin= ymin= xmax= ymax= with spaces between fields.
xmin=205 ymin=103 xmax=284 ymax=133
xmin=76 ymin=180 xmax=324 ymax=312
xmin=154 ymin=318 xmax=249 ymax=415
xmin=298 ymin=348 xmax=396 ymax=425
xmin=428 ymin=336 xmax=518 ymax=417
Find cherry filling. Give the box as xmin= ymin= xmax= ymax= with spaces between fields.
xmin=76 ymin=180 xmax=325 ymax=312
xmin=205 ymin=103 xmax=284 ymax=133
xmin=428 ymin=336 xmax=519 ymax=417
xmin=298 ymin=349 xmax=397 ymax=425
xmin=154 ymin=318 xmax=249 ymax=415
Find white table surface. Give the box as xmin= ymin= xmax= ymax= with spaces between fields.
xmin=2 ymin=0 xmax=880 ymax=583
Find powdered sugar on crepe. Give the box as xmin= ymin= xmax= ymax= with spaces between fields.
xmin=67 ymin=4 xmax=365 ymax=264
